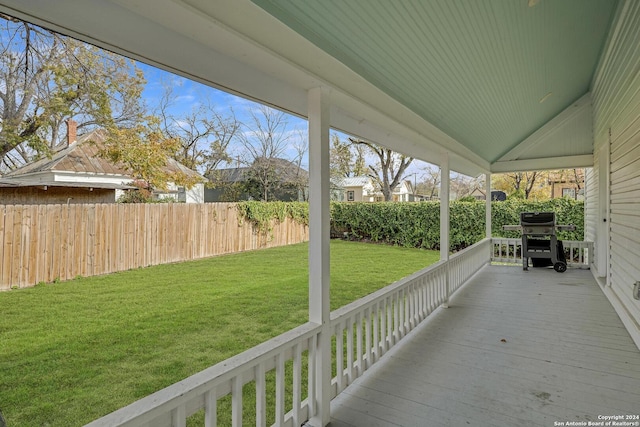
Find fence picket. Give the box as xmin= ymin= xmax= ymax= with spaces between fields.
xmin=0 ymin=203 xmax=309 ymax=290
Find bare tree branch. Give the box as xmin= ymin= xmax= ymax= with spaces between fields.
xmin=349 ymin=138 xmax=413 ymax=201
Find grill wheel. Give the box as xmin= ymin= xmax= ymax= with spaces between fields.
xmin=553 ymin=262 xmax=567 ymax=273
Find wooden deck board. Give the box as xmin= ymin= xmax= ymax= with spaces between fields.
xmin=330 ymin=265 xmax=640 ymax=427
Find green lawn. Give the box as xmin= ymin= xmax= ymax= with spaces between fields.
xmin=0 ymin=240 xmax=439 ymax=426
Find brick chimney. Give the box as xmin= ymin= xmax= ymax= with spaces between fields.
xmin=66 ymin=119 xmax=77 ymax=147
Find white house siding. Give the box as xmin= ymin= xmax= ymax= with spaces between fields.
xmin=185 ymin=183 xmax=205 ymax=203
xmin=344 ymin=186 xmax=366 ymax=202
xmin=591 ymin=0 xmax=640 ymax=345
xmin=154 ymin=183 xmax=205 ymax=203
xmin=584 ymin=167 xmax=597 ymax=245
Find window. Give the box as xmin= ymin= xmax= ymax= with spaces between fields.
xmin=177 ymin=186 xmax=187 ymax=202
xmin=562 ymin=188 xmax=576 ymax=199
xmin=347 ymin=190 xmax=355 ymax=201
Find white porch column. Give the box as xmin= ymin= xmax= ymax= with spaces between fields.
xmin=485 ymin=173 xmax=492 ymax=239
xmin=307 ymin=87 xmax=331 ymax=427
xmin=440 ymin=152 xmax=450 ymax=306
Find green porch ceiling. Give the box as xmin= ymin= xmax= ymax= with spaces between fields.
xmin=251 ymin=0 xmax=617 ymax=163
xmin=0 ymin=0 xmax=619 ymax=174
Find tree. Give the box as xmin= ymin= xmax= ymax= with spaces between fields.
xmin=289 ymin=128 xmax=309 ymax=200
xmin=352 ymin=143 xmax=367 ymax=177
xmin=493 ymin=171 xmax=545 ymax=199
xmin=0 ymin=15 xmax=145 ymax=171
xmin=156 ymin=82 xmax=238 ymax=176
xmin=98 ymin=117 xmax=201 ymax=193
xmin=451 ymin=173 xmax=484 ymax=199
xmin=349 ymin=138 xmax=414 ymax=201
xmin=329 ymin=133 xmax=368 ymax=179
xmin=237 ymin=105 xmax=301 ymax=201
xmin=417 ymin=164 xmax=441 ymax=200
xmin=330 ymin=134 xmax=352 ymax=179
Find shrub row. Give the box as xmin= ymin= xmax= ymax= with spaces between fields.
xmin=331 ymin=199 xmax=584 ymax=251
xmin=236 ymin=199 xmax=584 ymax=252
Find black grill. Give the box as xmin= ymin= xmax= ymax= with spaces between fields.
xmin=503 ymin=212 xmax=575 ymax=273
xmin=521 ymin=211 xmax=555 ymax=225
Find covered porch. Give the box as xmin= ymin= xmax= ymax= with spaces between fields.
xmin=1 ymin=0 xmax=640 ymax=426
xmin=330 ymin=265 xmax=640 ymax=427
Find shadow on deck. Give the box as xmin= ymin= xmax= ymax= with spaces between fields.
xmin=329 ymin=265 xmax=640 ymax=427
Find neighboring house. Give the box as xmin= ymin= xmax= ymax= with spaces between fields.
xmin=337 ymin=176 xmax=377 ymax=202
xmin=0 ymin=123 xmax=205 ymax=204
xmin=336 ymin=176 xmax=413 ymax=202
xmin=548 ymin=170 xmax=585 ymax=200
xmin=205 ymin=158 xmax=308 ymax=202
xmin=468 ymin=188 xmax=486 ymax=201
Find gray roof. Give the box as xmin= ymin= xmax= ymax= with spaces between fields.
xmin=210 ymin=158 xmax=308 ymax=183
xmin=4 ymin=129 xmax=203 ymax=181
xmin=338 ymin=176 xmax=372 ymax=187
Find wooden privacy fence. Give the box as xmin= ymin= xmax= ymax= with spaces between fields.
xmin=0 ymin=203 xmax=309 ymax=290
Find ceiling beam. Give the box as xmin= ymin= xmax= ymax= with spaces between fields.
xmin=498 ymin=93 xmax=593 ymax=162
xmin=491 ymin=154 xmax=593 ymax=173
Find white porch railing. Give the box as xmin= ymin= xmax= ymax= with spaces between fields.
xmin=85 ymin=322 xmax=322 ymax=427
xmin=85 ymin=239 xmax=492 ymax=427
xmin=329 ymin=238 xmax=491 ymax=398
xmin=491 ymin=238 xmax=593 ymax=268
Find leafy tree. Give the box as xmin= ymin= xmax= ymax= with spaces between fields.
xmin=329 ymin=133 xmax=368 ymax=179
xmin=352 ymin=143 xmax=367 ymax=177
xmin=349 ymin=137 xmax=413 ymax=201
xmin=493 ymin=169 xmax=586 ymax=200
xmin=547 ymin=168 xmax=585 ymax=198
xmin=330 ymin=134 xmax=352 ymax=179
xmin=217 ymin=181 xmax=246 ymax=202
xmin=98 ymin=117 xmax=201 ymax=193
xmin=116 ymin=181 xmax=155 ymax=203
xmin=493 ymin=171 xmax=546 ymax=199
xmin=0 ymin=15 xmax=145 ymax=171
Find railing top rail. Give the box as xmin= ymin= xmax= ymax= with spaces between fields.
xmin=330 ymin=259 xmax=447 ymax=323
xmin=85 ymin=321 xmax=321 ymax=426
xmin=449 ymin=238 xmax=491 ymax=260
xmin=562 ymin=240 xmax=594 ymax=245
xmin=330 ymin=239 xmax=492 ymax=324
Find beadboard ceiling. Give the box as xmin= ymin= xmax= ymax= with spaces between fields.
xmin=250 ymin=0 xmax=616 ymax=164
xmin=0 ymin=0 xmax=619 ymax=175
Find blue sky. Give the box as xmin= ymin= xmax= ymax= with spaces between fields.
xmin=138 ymin=63 xmax=312 ymax=169
xmin=136 ymin=62 xmax=435 ymax=180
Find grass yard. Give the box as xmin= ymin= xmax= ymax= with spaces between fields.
xmin=0 ymin=240 xmax=439 ymax=426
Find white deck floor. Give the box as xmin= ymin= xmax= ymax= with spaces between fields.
xmin=329 ymin=265 xmax=640 ymax=427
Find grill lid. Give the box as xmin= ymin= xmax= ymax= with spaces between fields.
xmin=520 ymin=212 xmax=556 ymax=226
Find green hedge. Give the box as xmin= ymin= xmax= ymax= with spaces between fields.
xmin=331 ymin=199 xmax=584 ymax=251
xmin=235 ymin=199 xmax=584 ymax=252
xmin=490 ymin=198 xmax=584 ymax=242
